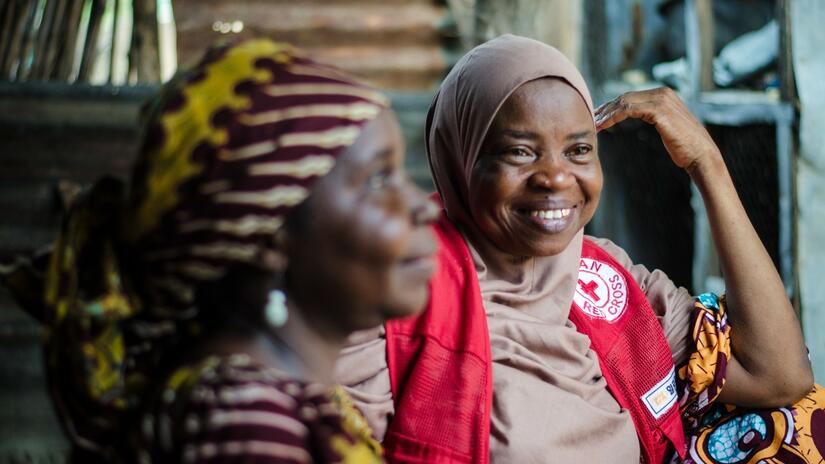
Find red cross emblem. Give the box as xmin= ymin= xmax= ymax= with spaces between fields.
xmin=578 ymin=279 xmax=601 ymax=301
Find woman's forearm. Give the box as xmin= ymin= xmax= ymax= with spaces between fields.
xmin=689 ymin=153 xmax=813 ymax=404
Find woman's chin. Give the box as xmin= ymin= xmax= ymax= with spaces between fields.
xmin=380 ymin=288 xmax=431 ymax=322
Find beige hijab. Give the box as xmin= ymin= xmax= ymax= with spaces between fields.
xmin=425 ymin=33 xmax=596 ymax=318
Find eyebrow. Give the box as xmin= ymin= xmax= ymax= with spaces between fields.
xmin=374 ymin=147 xmax=394 ymax=161
xmin=364 ymin=147 xmax=395 ymax=167
xmin=501 ymin=129 xmax=594 ymax=141
xmin=566 ymin=130 xmax=594 ymax=141
xmin=502 ymin=129 xmax=539 ymax=140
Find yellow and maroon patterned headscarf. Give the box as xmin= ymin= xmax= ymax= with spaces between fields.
xmin=125 ymin=39 xmax=389 ymax=316
xmin=40 ymin=39 xmax=388 ymax=457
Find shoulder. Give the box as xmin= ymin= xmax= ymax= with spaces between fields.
xmin=584 ymin=235 xmax=638 ymax=271
xmin=145 ymin=355 xmax=383 ymax=463
xmin=583 ymin=235 xmax=678 ymax=299
xmin=144 ymin=355 xmax=317 ymax=462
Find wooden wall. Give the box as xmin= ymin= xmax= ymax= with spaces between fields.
xmin=175 ymin=0 xmax=449 ymax=91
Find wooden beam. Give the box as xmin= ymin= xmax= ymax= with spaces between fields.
xmin=78 ymin=0 xmax=105 ymax=82
xmin=107 ymin=0 xmax=118 ymax=83
xmin=695 ymin=0 xmax=715 ymax=91
xmin=41 ymin=0 xmax=69 ymax=79
xmin=57 ymin=0 xmax=87 ymax=81
xmin=0 ymin=0 xmax=9 ymax=29
xmin=10 ymin=0 xmax=36 ymax=81
xmin=127 ymin=0 xmax=137 ymax=84
xmin=777 ymin=0 xmax=795 ymax=103
xmin=0 ymin=0 xmax=18 ymax=76
xmin=31 ymin=0 xmax=59 ymax=79
xmin=133 ymin=0 xmax=159 ymax=83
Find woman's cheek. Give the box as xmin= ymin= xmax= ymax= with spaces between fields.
xmin=348 ymin=207 xmax=409 ymax=264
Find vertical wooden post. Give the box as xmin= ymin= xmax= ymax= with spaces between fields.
xmin=0 ymin=0 xmax=18 ymax=75
xmin=78 ymin=0 xmax=105 ymax=82
xmin=0 ymin=0 xmax=9 ymax=28
xmin=777 ymin=0 xmax=795 ymax=103
xmin=12 ymin=0 xmax=37 ymax=81
xmin=133 ymin=0 xmax=159 ymax=83
xmin=41 ymin=0 xmax=69 ymax=79
xmin=57 ymin=0 xmax=87 ymax=81
xmin=108 ymin=0 xmax=119 ymax=83
xmin=695 ymin=0 xmax=714 ymax=91
xmin=30 ymin=0 xmax=58 ymax=79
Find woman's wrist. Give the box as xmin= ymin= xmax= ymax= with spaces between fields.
xmin=685 ymin=149 xmax=726 ymax=182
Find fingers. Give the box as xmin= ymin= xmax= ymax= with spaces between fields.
xmin=594 ymin=100 xmax=630 ymax=131
xmin=594 ymin=87 xmax=720 ymax=169
xmin=594 ymin=87 xmax=680 ymax=132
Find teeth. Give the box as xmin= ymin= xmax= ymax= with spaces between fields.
xmin=528 ymin=209 xmax=571 ymax=219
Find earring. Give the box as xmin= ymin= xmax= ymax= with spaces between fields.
xmin=265 ymin=289 xmax=288 ymax=327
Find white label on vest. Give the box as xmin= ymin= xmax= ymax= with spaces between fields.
xmin=641 ymin=367 xmax=678 ymax=420
xmin=573 ymin=258 xmax=629 ymax=323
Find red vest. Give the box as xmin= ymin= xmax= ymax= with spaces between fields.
xmin=384 ymin=214 xmax=687 ymax=463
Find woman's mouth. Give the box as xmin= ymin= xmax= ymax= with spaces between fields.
xmin=527 ymin=208 xmax=571 ymax=220
xmin=399 ymin=255 xmax=437 ymax=279
xmin=517 ymin=207 xmax=576 ymax=233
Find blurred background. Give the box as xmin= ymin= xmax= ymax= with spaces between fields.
xmin=0 ymin=0 xmax=823 ymax=460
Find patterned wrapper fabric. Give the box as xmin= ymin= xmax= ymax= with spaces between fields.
xmin=37 ymin=39 xmax=389 ymax=460
xmin=678 ymin=293 xmax=825 ymax=463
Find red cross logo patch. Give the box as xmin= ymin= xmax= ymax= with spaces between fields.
xmin=573 ymin=258 xmax=628 ymax=323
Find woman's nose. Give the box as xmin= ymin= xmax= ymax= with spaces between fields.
xmin=527 ymin=159 xmax=575 ymax=190
xmin=405 ymin=181 xmax=440 ymax=226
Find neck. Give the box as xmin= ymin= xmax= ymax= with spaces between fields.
xmin=193 ymin=298 xmax=346 ymax=384
xmin=268 ymin=300 xmax=346 ymax=384
xmin=459 ymin=220 xmax=534 ymax=281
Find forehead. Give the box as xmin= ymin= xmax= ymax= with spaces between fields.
xmin=495 ymin=78 xmax=592 ymax=126
xmin=332 ymin=110 xmax=402 ymax=170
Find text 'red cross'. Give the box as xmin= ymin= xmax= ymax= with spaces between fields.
xmin=578 ymin=279 xmax=600 ymax=301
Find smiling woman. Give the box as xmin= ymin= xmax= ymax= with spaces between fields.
xmin=337 ymin=34 xmax=824 ymax=464
xmin=469 ymin=78 xmax=602 ymax=257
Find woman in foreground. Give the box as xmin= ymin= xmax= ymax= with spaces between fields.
xmin=5 ymin=39 xmax=438 ymax=463
xmin=336 ymin=34 xmax=824 ymax=463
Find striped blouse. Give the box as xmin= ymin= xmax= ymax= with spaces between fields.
xmin=137 ymin=354 xmax=383 ymax=463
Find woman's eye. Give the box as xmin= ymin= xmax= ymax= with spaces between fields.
xmin=569 ymin=145 xmax=592 ymax=157
xmin=501 ymin=147 xmax=535 ymax=162
xmin=367 ymin=169 xmax=392 ymax=190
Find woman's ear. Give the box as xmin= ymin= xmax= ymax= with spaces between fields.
xmin=261 ymin=228 xmax=290 ymax=272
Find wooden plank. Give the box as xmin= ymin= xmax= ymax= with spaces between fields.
xmin=777 ymin=0 xmax=795 ymax=103
xmin=6 ymin=0 xmax=35 ymax=80
xmin=107 ymin=0 xmax=119 ymax=83
xmin=30 ymin=0 xmax=60 ymax=80
xmin=0 ymin=132 xmax=137 ymax=181
xmin=0 ymin=0 xmax=17 ymax=76
xmin=77 ymin=0 xmax=105 ymax=82
xmin=41 ymin=0 xmax=69 ymax=79
xmin=57 ymin=0 xmax=86 ymax=80
xmin=695 ymin=0 xmax=715 ymax=91
xmin=127 ymin=0 xmax=137 ymax=83
xmin=134 ymin=0 xmax=159 ymax=83
xmin=0 ymin=0 xmax=9 ymax=30
xmin=0 ymin=96 xmax=143 ymax=128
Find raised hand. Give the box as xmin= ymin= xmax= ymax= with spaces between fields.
xmin=594 ymin=87 xmax=721 ymax=173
